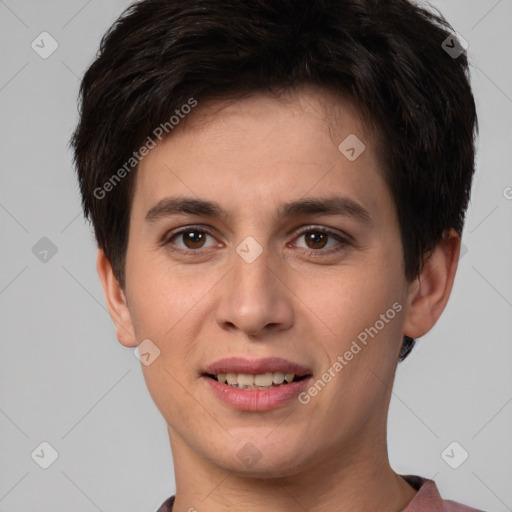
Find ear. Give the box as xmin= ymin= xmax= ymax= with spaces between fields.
xmin=402 ymin=228 xmax=461 ymax=339
xmin=96 ymin=248 xmax=138 ymax=347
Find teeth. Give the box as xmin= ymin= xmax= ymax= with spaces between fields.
xmin=226 ymin=373 xmax=237 ymax=385
xmin=272 ymin=371 xmax=285 ymax=384
xmin=254 ymin=372 xmax=274 ymax=386
xmin=213 ymin=371 xmax=297 ymax=389
xmin=238 ymin=374 xmax=255 ymax=386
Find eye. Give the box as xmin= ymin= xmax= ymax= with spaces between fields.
xmin=164 ymin=226 xmax=219 ymax=253
xmin=292 ymin=226 xmax=349 ymax=256
xmin=162 ymin=225 xmax=350 ymax=256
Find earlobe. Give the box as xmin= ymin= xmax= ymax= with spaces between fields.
xmin=402 ymin=229 xmax=461 ymax=340
xmin=96 ymin=249 xmax=138 ymax=347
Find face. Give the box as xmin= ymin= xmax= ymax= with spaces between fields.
xmin=116 ymin=86 xmax=415 ymax=476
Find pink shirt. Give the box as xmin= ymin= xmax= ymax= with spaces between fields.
xmin=156 ymin=474 xmax=488 ymax=511
xmin=400 ymin=475 xmax=487 ymax=511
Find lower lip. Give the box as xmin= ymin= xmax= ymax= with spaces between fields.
xmin=202 ymin=375 xmax=312 ymax=411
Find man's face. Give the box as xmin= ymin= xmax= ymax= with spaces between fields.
xmin=122 ymin=86 xmax=411 ymax=475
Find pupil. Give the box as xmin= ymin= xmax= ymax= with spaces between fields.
xmin=185 ymin=231 xmax=204 ymax=248
xmin=307 ymin=232 xmax=327 ymax=249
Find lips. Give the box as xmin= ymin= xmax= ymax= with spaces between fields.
xmin=201 ymin=357 xmax=313 ymax=411
xmin=203 ymin=356 xmax=312 ymax=377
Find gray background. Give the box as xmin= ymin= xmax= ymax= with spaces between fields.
xmin=0 ymin=0 xmax=511 ymax=511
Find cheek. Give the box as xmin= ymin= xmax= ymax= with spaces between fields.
xmin=126 ymin=254 xmax=221 ymax=379
xmin=301 ymin=259 xmax=402 ymax=334
xmin=129 ymin=262 xmax=206 ymax=420
xmin=126 ymin=252 xmax=193 ymax=335
xmin=297 ymin=259 xmax=406 ymax=396
xmin=303 ymin=265 xmax=404 ymax=428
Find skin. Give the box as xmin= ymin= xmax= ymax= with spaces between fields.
xmin=97 ymin=84 xmax=461 ymax=512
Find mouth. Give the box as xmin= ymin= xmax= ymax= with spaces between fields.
xmin=201 ymin=357 xmax=313 ymax=411
xmin=201 ymin=356 xmax=313 ymax=391
xmin=203 ymin=371 xmax=311 ymax=390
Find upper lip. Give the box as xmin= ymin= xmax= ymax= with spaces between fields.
xmin=203 ymin=357 xmax=312 ymax=376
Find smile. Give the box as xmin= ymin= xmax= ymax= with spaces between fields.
xmin=201 ymin=357 xmax=313 ymax=411
xmin=205 ymin=371 xmax=309 ymax=390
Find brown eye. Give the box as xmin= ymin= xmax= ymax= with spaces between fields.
xmin=165 ymin=226 xmax=218 ymax=253
xmin=293 ymin=227 xmax=349 ymax=256
xmin=304 ymin=231 xmax=329 ymax=250
xmin=179 ymin=230 xmax=207 ymax=249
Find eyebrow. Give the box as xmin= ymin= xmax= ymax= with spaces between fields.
xmin=145 ymin=195 xmax=372 ymax=225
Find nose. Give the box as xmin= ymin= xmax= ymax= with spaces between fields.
xmin=215 ymin=244 xmax=294 ymax=338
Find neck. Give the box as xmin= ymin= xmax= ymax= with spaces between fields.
xmin=168 ymin=424 xmax=417 ymax=512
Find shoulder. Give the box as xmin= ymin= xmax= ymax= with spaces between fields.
xmin=155 ymin=495 xmax=175 ymax=512
xmin=400 ymin=474 xmax=490 ymax=512
xmin=155 ymin=478 xmax=492 ymax=512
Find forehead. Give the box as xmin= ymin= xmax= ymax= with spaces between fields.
xmin=132 ymin=86 xmax=390 ymax=226
xmin=169 ymin=85 xmax=373 ymax=153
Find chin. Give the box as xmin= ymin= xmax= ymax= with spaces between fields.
xmin=209 ymin=440 xmax=312 ymax=478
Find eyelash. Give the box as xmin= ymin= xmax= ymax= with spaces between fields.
xmin=162 ymin=224 xmax=350 ymax=257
